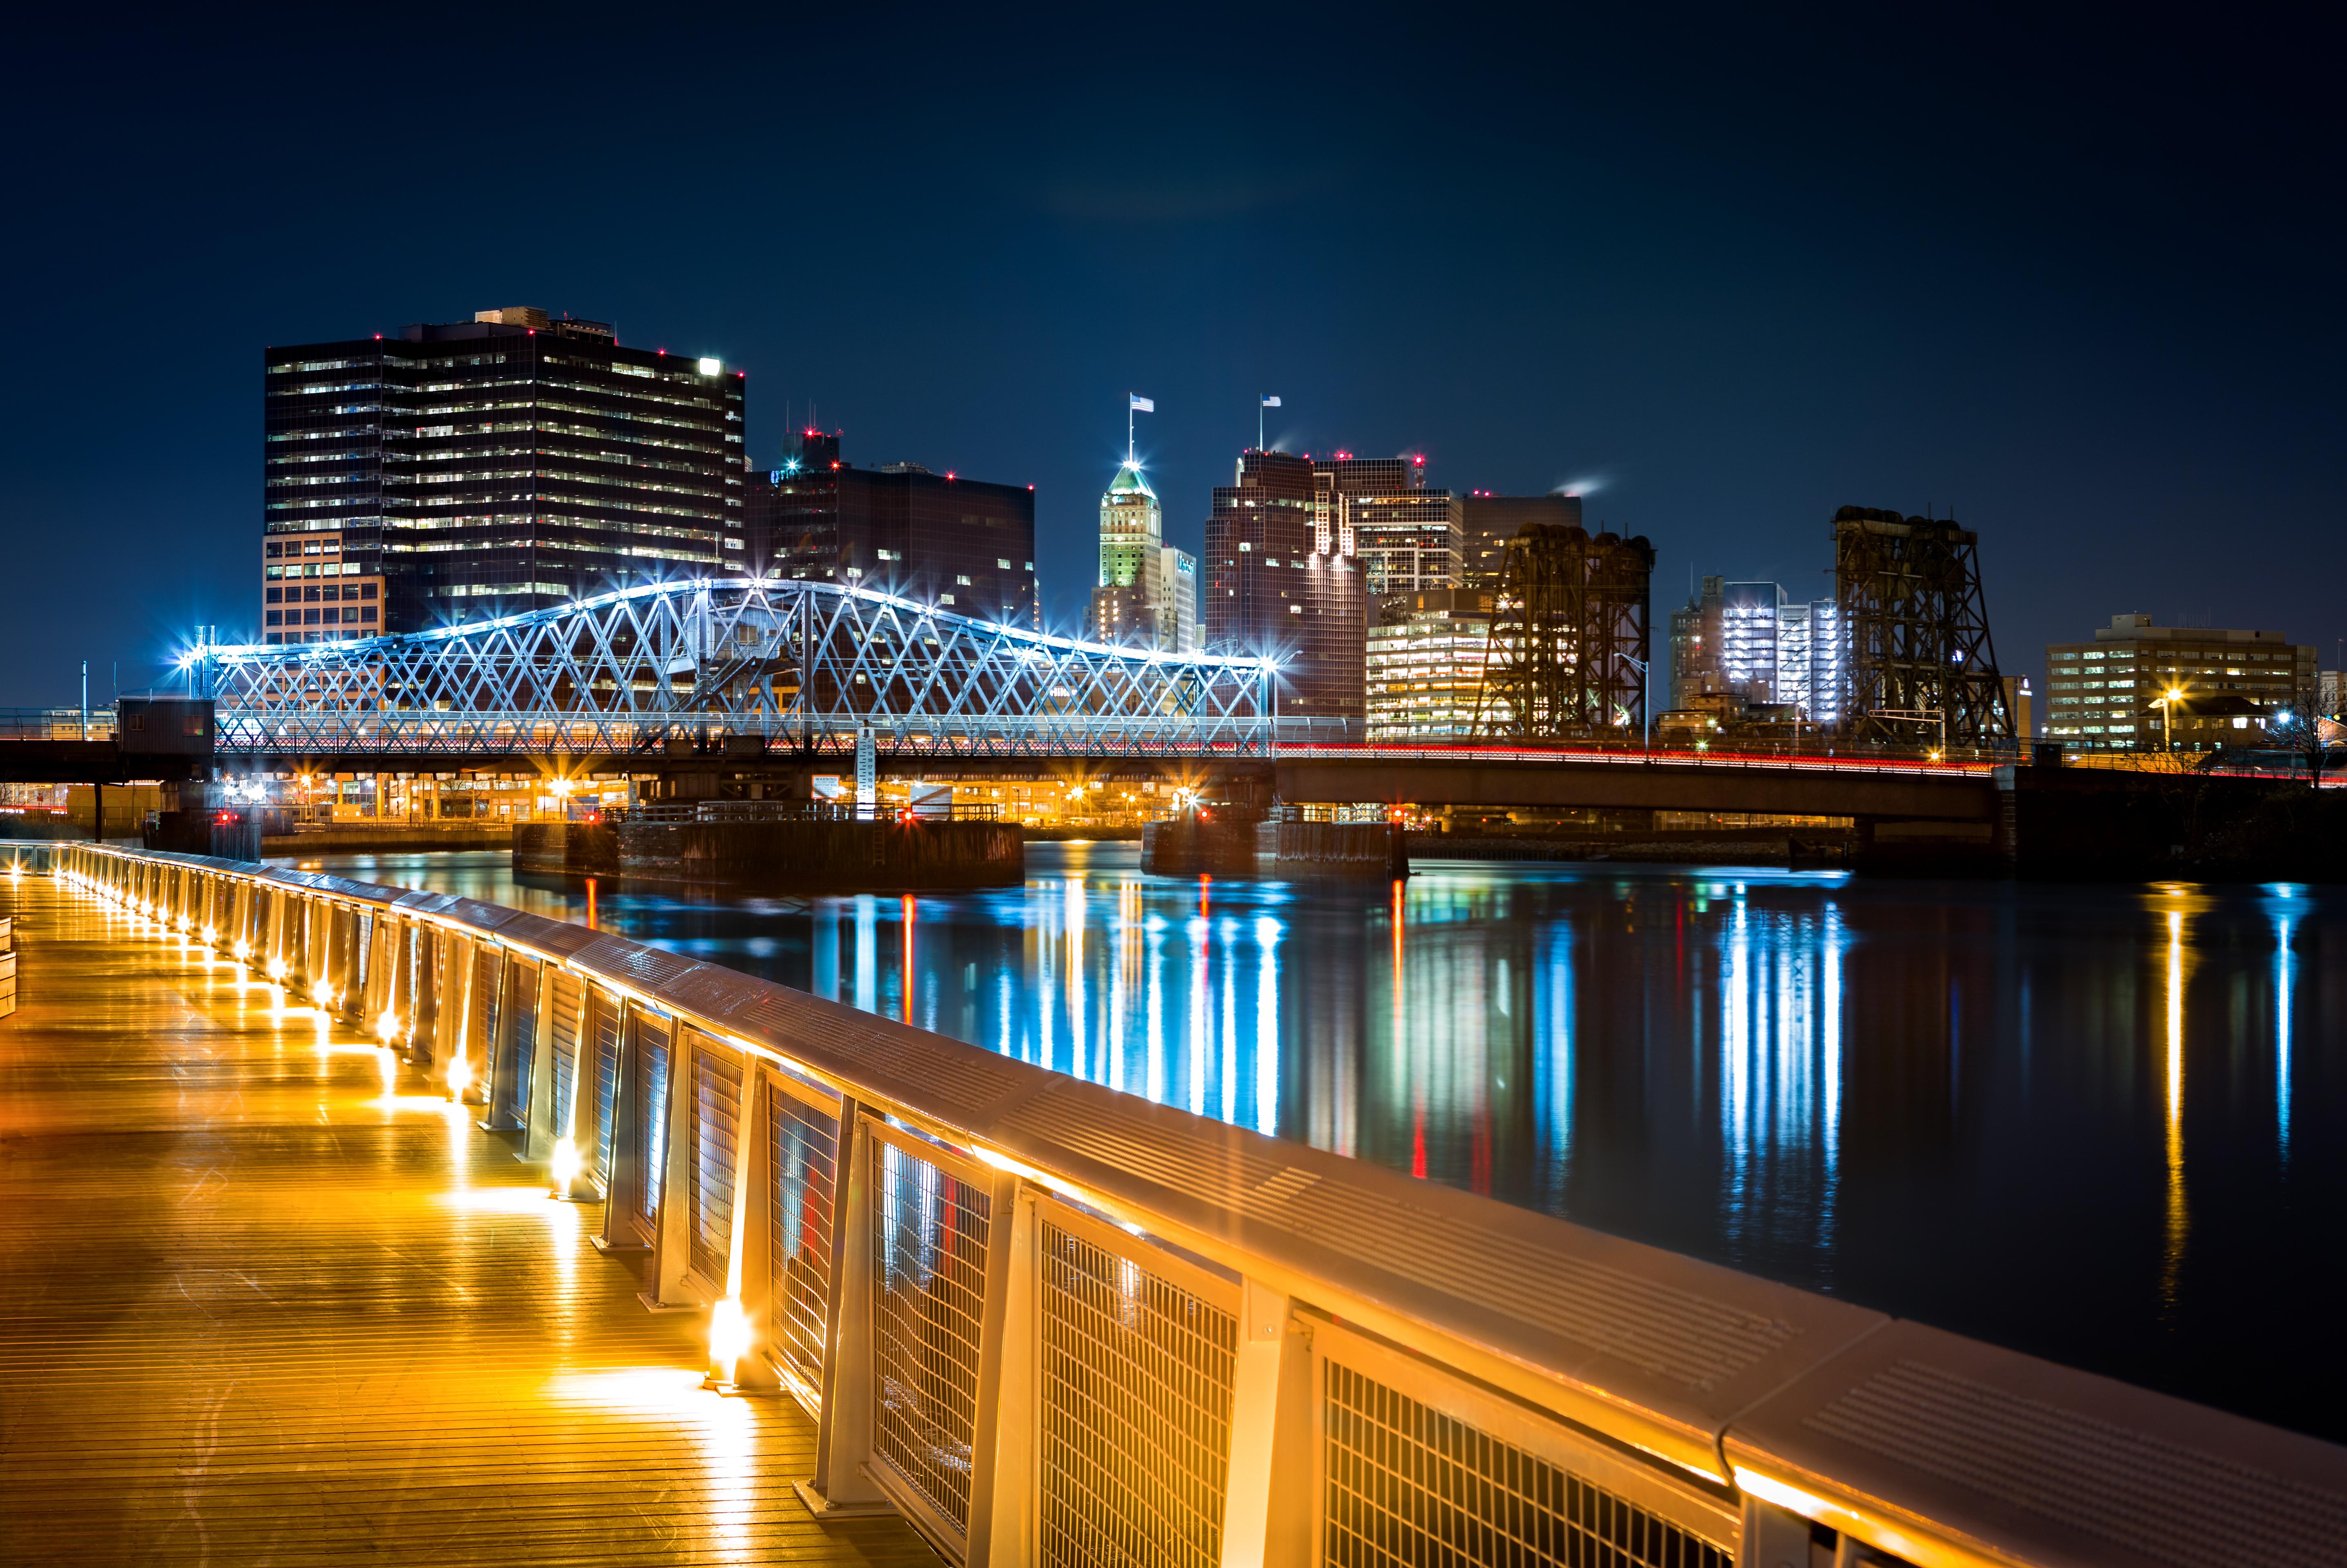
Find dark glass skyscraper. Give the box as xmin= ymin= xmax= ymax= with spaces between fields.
xmin=261 ymin=306 xmax=745 ymax=641
xmin=1204 ymin=449 xmax=1367 ymax=723
xmin=742 ymin=430 xmax=1036 ymax=625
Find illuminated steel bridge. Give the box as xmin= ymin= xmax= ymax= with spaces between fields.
xmin=205 ymin=580 xmax=1316 ymax=761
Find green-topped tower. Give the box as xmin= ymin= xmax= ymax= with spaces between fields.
xmin=1086 ymin=461 xmax=1198 ymax=651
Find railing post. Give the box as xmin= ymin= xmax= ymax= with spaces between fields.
xmin=712 ymin=1067 xmax=775 ymax=1393
xmin=1739 ymin=1495 xmax=1812 ymax=1568
xmin=966 ymin=1172 xmax=1037 ymax=1568
xmin=800 ymin=1099 xmax=892 ymax=1516
xmin=1220 ymin=1277 xmax=1315 ymax=1568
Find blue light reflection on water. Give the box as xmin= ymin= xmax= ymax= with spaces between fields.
xmin=283 ymin=844 xmax=2347 ymax=1441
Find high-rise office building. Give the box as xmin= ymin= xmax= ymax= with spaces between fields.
xmin=1204 ymin=449 xmax=1367 ymax=722
xmin=1720 ymin=582 xmax=1783 ymax=701
xmin=261 ymin=306 xmax=746 ymax=641
xmin=1367 ymin=588 xmax=1496 ymax=739
xmin=1160 ymin=544 xmax=1200 ymax=653
xmin=2044 ymin=614 xmax=2315 ymax=751
xmin=1668 ymin=576 xmax=1846 ymax=724
xmin=1668 ymin=575 xmax=1726 ymax=708
xmin=1308 ymin=453 xmax=1464 ymax=601
xmin=1461 ymin=492 xmax=1583 ymax=587
xmin=1084 ymin=463 xmax=1197 ymax=650
xmin=743 ymin=429 xmax=1036 ymax=625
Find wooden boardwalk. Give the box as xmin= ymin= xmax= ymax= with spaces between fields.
xmin=0 ymin=877 xmax=936 ymax=1566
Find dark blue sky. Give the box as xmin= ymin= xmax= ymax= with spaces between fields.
xmin=2 ymin=5 xmax=2339 ymax=704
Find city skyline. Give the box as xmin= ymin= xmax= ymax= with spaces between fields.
xmin=0 ymin=9 xmax=2339 ymax=707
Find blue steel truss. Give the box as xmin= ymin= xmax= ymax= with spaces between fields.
xmin=209 ymin=580 xmax=1299 ymax=759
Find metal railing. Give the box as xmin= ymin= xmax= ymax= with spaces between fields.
xmin=0 ymin=707 xmax=116 ymax=741
xmin=47 ymin=842 xmax=2347 ymax=1568
xmin=613 ymin=800 xmax=1005 ymax=824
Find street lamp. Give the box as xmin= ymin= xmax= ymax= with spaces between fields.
xmin=1621 ymin=654 xmax=1652 ymax=754
xmin=2154 ymin=686 xmax=2184 ymax=752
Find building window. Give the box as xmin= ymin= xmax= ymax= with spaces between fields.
xmin=362 ymin=607 xmax=377 ymax=623
xmin=305 ymin=609 xmax=321 ymax=625
xmin=362 ymin=583 xmax=377 ymax=599
xmin=265 ymin=588 xmax=282 ymax=604
xmin=265 ymin=611 xmax=282 ymax=626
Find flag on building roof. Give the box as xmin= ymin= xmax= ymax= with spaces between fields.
xmin=1129 ymin=394 xmax=1154 ymax=412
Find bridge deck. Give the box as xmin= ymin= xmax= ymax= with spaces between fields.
xmin=0 ymin=878 xmax=934 ymax=1566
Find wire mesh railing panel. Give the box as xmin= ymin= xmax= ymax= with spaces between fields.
xmin=1039 ymin=1220 xmax=1237 ymax=1568
xmin=588 ymin=989 xmax=621 ymax=1188
xmin=494 ymin=957 xmax=537 ymax=1128
xmin=686 ymin=1038 xmax=742 ymax=1290
xmin=766 ymin=1084 xmax=839 ymax=1398
xmin=635 ymin=1016 xmax=672 ymax=1223
xmin=549 ymin=971 xmax=582 ymax=1135
xmin=1323 ymin=1361 xmax=1732 ymax=1568
xmin=871 ymin=1135 xmax=992 ymax=1540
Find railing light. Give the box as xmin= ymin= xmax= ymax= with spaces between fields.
xmin=709 ymin=1296 xmax=750 ymax=1382
xmin=376 ymin=1008 xmax=401 ymax=1044
xmin=550 ymin=1136 xmax=581 ymax=1192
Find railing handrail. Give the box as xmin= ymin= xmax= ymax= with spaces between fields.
xmin=610 ymin=800 xmax=1004 ymax=824
xmin=51 ymin=841 xmax=2347 ymax=1568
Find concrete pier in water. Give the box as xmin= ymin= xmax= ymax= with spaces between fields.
xmin=516 ymin=816 xmax=1020 ymax=890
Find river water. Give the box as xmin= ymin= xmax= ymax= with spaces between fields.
xmin=281 ymin=844 xmax=2346 ymax=1442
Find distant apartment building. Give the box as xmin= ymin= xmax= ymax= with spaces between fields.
xmin=1084 ymin=463 xmax=1198 ymax=651
xmin=1204 ymin=449 xmax=1368 ymax=722
xmin=742 ymin=429 xmax=1036 ymax=625
xmin=261 ymin=306 xmax=746 ymax=641
xmin=1460 ymin=492 xmax=1582 ymax=587
xmin=1367 ymin=588 xmax=1496 ymax=739
xmin=2044 ymin=614 xmax=2316 ymax=750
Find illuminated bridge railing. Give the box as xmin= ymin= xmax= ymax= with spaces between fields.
xmin=210 ymin=710 xmax=1342 ymax=760
xmin=54 ymin=843 xmax=2347 ymax=1568
xmin=206 ymin=579 xmax=1283 ymax=760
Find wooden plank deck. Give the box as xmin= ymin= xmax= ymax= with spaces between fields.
xmin=0 ymin=876 xmax=937 ymax=1566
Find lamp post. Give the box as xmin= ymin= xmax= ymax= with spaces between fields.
xmin=1621 ymin=654 xmax=1652 ymax=755
xmin=2154 ymin=686 xmax=2183 ymax=753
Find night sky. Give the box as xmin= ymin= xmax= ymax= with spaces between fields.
xmin=2 ymin=7 xmax=2339 ymax=705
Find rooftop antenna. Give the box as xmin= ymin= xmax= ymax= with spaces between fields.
xmin=1127 ymin=391 xmax=1154 ymax=466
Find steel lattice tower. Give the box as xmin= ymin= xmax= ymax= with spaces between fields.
xmin=1472 ymin=524 xmax=1655 ymax=741
xmin=1833 ymin=507 xmax=2012 ymax=746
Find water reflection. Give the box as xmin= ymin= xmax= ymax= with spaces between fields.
xmin=285 ymin=846 xmax=2347 ymax=1440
